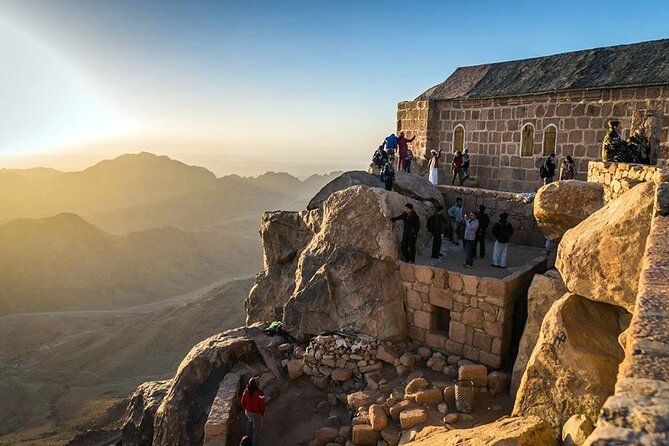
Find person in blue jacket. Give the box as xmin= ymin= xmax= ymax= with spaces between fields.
xmin=383 ymin=133 xmax=399 ymax=168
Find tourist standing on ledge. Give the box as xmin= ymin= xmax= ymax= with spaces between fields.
xmin=405 ymin=148 xmax=414 ymax=173
xmin=427 ymin=205 xmax=447 ymax=259
xmin=451 ymin=150 xmax=465 ymax=185
xmin=560 ymin=155 xmax=576 ymax=180
xmin=383 ymin=132 xmax=399 ymax=169
xmin=475 ymin=204 xmax=490 ymax=258
xmin=426 ymin=149 xmax=442 ymax=185
xmin=463 ymin=210 xmax=479 ymax=269
xmin=629 ymin=128 xmax=652 ymax=165
xmin=379 ymin=159 xmax=395 ymax=191
xmin=391 ymin=203 xmax=420 ymax=263
xmin=447 ymin=197 xmax=464 ymax=245
xmin=462 ymin=148 xmax=471 ymax=182
xmin=491 ymin=212 xmax=514 ymax=268
xmin=539 ymin=153 xmax=556 ymax=185
xmin=397 ymin=131 xmax=416 ymax=172
xmin=241 ymin=377 xmax=266 ymax=446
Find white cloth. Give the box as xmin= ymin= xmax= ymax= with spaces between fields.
xmin=492 ymin=241 xmax=508 ymax=267
xmin=428 ymin=157 xmax=438 ymax=184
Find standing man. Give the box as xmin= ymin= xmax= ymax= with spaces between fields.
xmin=491 ymin=212 xmax=514 ymax=268
xmin=391 ymin=204 xmax=420 ymax=263
xmin=427 ymin=205 xmax=447 ymax=259
xmin=383 ymin=132 xmax=399 ymax=169
xmin=475 ymin=204 xmax=490 ymax=258
xmin=397 ymin=131 xmax=416 ymax=172
xmin=539 ymin=152 xmax=557 ymax=185
xmin=462 ymin=148 xmax=471 ymax=182
xmin=451 ymin=151 xmax=465 ymax=185
xmin=463 ymin=210 xmax=479 ymax=269
xmin=447 ymin=197 xmax=464 ymax=245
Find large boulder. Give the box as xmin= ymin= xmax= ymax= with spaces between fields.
xmin=534 ymin=180 xmax=605 ymax=241
xmin=403 ymin=416 xmax=558 ymax=445
xmin=513 ymin=293 xmax=625 ymax=436
xmin=121 ymin=326 xmax=275 ymax=446
xmin=246 ymin=210 xmax=319 ymax=324
xmin=511 ymin=269 xmax=568 ymax=397
xmin=307 ymin=171 xmax=383 ymax=210
xmin=283 ymin=186 xmax=432 ymax=340
xmin=556 ymin=182 xmax=655 ymax=312
xmin=392 ymin=172 xmax=444 ymax=208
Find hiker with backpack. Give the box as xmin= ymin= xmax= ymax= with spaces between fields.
xmin=475 ymin=204 xmax=490 ymax=258
xmin=391 ymin=203 xmax=420 ymax=263
xmin=383 ymin=132 xmax=399 ymax=168
xmin=397 ymin=131 xmax=416 ymax=172
xmin=462 ymin=210 xmax=479 ymax=269
xmin=241 ymin=377 xmax=266 ymax=446
xmin=491 ymin=212 xmax=514 ymax=268
xmin=539 ymin=153 xmax=557 ymax=185
xmin=427 ymin=205 xmax=447 ymax=259
xmin=380 ymin=159 xmax=395 ymax=191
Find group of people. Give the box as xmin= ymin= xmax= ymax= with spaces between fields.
xmin=602 ymin=119 xmax=653 ymax=164
xmin=372 ymin=132 xmax=445 ymax=188
xmin=391 ymin=198 xmax=514 ymax=269
xmin=539 ymin=152 xmax=577 ymax=185
xmin=450 ymin=149 xmax=471 ymax=185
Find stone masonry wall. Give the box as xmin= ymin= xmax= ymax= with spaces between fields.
xmin=438 ymin=185 xmax=544 ymax=247
xmin=396 ymin=100 xmax=430 ymax=174
xmin=398 ymin=87 xmax=669 ymax=193
xmin=587 ymin=161 xmax=669 ymax=202
xmin=399 ymin=258 xmax=546 ymax=370
xmin=586 ymin=182 xmax=669 ymax=444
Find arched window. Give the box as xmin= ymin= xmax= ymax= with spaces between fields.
xmin=453 ymin=125 xmax=465 ymax=152
xmin=543 ymin=125 xmax=557 ymax=155
xmin=521 ymin=123 xmax=534 ymax=156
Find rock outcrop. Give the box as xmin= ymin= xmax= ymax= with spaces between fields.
xmin=511 ymin=269 xmax=567 ymax=397
xmin=513 ymin=293 xmax=625 ymax=436
xmin=391 ymin=172 xmax=444 ymax=208
xmin=121 ymin=326 xmax=276 ymax=446
xmin=556 ymin=181 xmax=655 ymax=312
xmin=307 ymin=171 xmax=383 ymax=210
xmin=403 ymin=416 xmax=558 ymax=445
xmin=534 ymin=180 xmax=605 ymax=241
xmin=248 ymin=182 xmax=437 ymax=341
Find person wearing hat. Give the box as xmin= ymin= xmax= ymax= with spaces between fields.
xmin=426 ymin=149 xmax=442 ymax=185
xmin=491 ymin=212 xmax=514 ymax=268
xmin=451 ymin=150 xmax=464 ymax=185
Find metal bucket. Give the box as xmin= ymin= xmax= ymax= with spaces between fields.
xmin=454 ymin=379 xmax=474 ymax=413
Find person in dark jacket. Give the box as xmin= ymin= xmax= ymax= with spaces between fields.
xmin=491 ymin=213 xmax=514 ymax=268
xmin=391 ymin=203 xmax=420 ymax=263
xmin=541 ymin=153 xmax=557 ymax=185
xmin=379 ymin=159 xmax=395 ymax=191
xmin=475 ymin=205 xmax=490 ymax=258
xmin=428 ymin=205 xmax=447 ymax=259
xmin=629 ymin=128 xmax=652 ymax=164
xmin=241 ymin=377 xmax=266 ymax=446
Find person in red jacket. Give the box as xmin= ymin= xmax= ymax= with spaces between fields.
xmin=241 ymin=377 xmax=266 ymax=446
xmin=397 ymin=131 xmax=416 ymax=172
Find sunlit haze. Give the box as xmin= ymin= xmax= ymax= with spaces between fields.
xmin=2 ymin=0 xmax=668 ymax=176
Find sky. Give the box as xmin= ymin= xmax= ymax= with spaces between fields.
xmin=1 ymin=0 xmax=668 ymax=177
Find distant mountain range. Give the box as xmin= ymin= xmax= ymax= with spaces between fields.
xmin=0 ymin=152 xmax=341 ymax=314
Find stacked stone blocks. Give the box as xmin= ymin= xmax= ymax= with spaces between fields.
xmin=587 ymin=161 xmax=669 ymax=202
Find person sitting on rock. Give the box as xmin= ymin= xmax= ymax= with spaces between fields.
xmin=391 ymin=203 xmax=420 ymax=263
xmin=491 ymin=212 xmax=514 ymax=268
xmin=241 ymin=377 xmax=266 ymax=446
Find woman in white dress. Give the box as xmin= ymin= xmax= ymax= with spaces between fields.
xmin=426 ymin=149 xmax=442 ymax=185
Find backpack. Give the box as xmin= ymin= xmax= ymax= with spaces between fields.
xmin=372 ymin=150 xmax=385 ymax=167
xmin=380 ymin=163 xmax=394 ymax=183
xmin=426 ymin=215 xmax=436 ymax=234
xmin=539 ymin=163 xmax=548 ymax=178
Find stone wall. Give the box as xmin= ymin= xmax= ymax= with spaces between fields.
xmin=396 ymin=100 xmax=431 ymax=174
xmin=398 ymin=87 xmax=669 ymax=193
xmin=586 ymin=182 xmax=669 ymax=444
xmin=587 ymin=161 xmax=669 ymax=202
xmin=438 ymin=185 xmax=544 ymax=247
xmin=399 ymin=258 xmax=547 ymax=369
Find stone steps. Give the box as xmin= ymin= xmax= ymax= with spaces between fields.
xmin=204 ymin=372 xmax=242 ymax=446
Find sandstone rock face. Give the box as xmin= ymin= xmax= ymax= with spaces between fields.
xmin=556 ymin=182 xmax=655 ymax=312
xmin=121 ymin=326 xmax=275 ymax=446
xmin=562 ymin=414 xmax=595 ymax=446
xmin=392 ymin=172 xmax=445 ymax=208
xmin=513 ymin=294 xmax=625 ymax=436
xmin=121 ymin=380 xmax=171 ymax=446
xmin=534 ymin=180 xmax=605 ymax=241
xmin=307 ymin=171 xmax=383 ymax=210
xmin=511 ymin=269 xmax=568 ymax=397
xmin=250 ymin=184 xmax=436 ymax=341
xmin=405 ymin=416 xmax=558 ymax=446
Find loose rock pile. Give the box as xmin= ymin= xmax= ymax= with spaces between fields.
xmin=302 ymin=334 xmax=382 ymax=390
